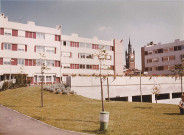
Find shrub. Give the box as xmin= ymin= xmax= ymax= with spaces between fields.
xmin=56 ymin=89 xmax=62 ymax=94
xmin=43 ymin=84 xmax=74 ymax=95
xmin=1 ymin=81 xmax=9 ymax=91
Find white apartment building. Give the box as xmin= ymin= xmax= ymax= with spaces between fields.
xmin=0 ymin=13 xmax=124 ymax=85
xmin=141 ymin=39 xmax=184 ymax=75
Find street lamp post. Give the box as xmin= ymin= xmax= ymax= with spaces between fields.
xmin=140 ymin=71 xmax=142 ymax=103
xmin=57 ymin=25 xmax=62 ymax=84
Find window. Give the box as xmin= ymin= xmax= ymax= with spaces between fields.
xmin=25 ymin=31 xmax=36 ymax=38
xmin=66 ymin=41 xmax=70 ymax=46
xmin=3 ymin=43 xmax=11 ymax=50
xmin=182 ymin=46 xmax=184 ymax=50
xmin=169 ymin=47 xmax=174 ymax=52
xmin=79 ymin=53 xmax=85 ymax=58
xmin=152 ymin=67 xmax=158 ymax=71
xmin=148 ymin=51 xmax=153 ymax=55
xmin=169 ymin=56 xmax=175 ymax=61
xmin=145 ymin=51 xmax=148 ymax=55
xmin=62 ymin=63 xmax=70 ymax=69
xmin=152 ymin=58 xmax=159 ymax=63
xmin=158 ymin=49 xmax=163 ymax=53
xmin=18 ymin=30 xmax=25 ymax=37
xmin=162 ymin=56 xmax=169 ymax=62
xmin=147 ymin=59 xmax=152 ymax=63
xmin=86 ymin=54 xmax=93 ymax=59
xmin=110 ymin=65 xmax=114 ymax=70
xmin=154 ymin=50 xmax=158 ymax=54
xmin=86 ymin=65 xmax=92 ymax=69
xmin=18 ymin=59 xmax=24 ymax=65
xmin=164 ymin=65 xmax=168 ymax=70
xmin=92 ymin=44 xmax=99 ymax=49
xmin=46 ymin=60 xmax=54 ymax=67
xmin=63 ymin=41 xmax=66 ymax=46
xmin=36 ymin=33 xmax=45 ymax=39
xmin=0 ymin=28 xmax=4 ymax=35
xmin=36 ymin=59 xmax=42 ymax=66
xmin=79 ymin=64 xmax=85 ymax=69
xmin=36 ymin=46 xmax=45 ymax=53
xmin=105 ymin=46 xmax=110 ymax=51
xmin=174 ymin=46 xmax=182 ymax=51
xmin=62 ymin=52 xmax=71 ymax=58
xmin=99 ymin=45 xmax=104 ymax=49
xmin=106 ymin=55 xmax=111 ymax=60
xmin=46 ymin=76 xmax=52 ymax=82
xmin=79 ymin=42 xmax=85 ymax=48
xmin=53 ymin=76 xmax=56 ymax=82
xmin=55 ymin=35 xmax=60 ymax=41
xmin=18 ymin=45 xmax=25 ymax=51
xmin=168 ymin=65 xmax=175 ymax=70
xmin=4 ymin=29 xmax=12 ymax=36
xmin=70 ymin=64 xmax=79 ymax=69
xmin=110 ymin=46 xmax=114 ymax=51
xmin=158 ymin=66 xmax=164 ymax=71
xmin=3 ymin=58 xmax=11 ymax=65
xmin=70 ymin=42 xmax=79 ymax=47
xmin=12 ymin=29 xmax=18 ymax=37
xmin=86 ymin=43 xmax=92 ymax=49
xmin=38 ymin=76 xmax=44 ymax=82
xmin=163 ymin=48 xmax=169 ymax=53
xmin=46 ymin=47 xmax=55 ymax=54
xmin=148 ymin=67 xmax=152 ymax=71
xmin=181 ymin=54 xmax=184 ymax=60
xmin=34 ymin=75 xmax=37 ymax=83
xmin=130 ymin=58 xmax=134 ymax=62
xmin=92 ymin=65 xmax=99 ymax=70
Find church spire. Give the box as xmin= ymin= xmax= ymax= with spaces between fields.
xmin=128 ymin=37 xmax=132 ymax=52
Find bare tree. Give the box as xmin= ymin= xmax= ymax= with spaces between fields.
xmin=94 ymin=47 xmax=108 ymax=112
xmin=40 ymin=53 xmax=50 ymax=107
xmin=171 ymin=58 xmax=184 ymax=94
xmin=152 ymin=85 xmax=160 ymax=104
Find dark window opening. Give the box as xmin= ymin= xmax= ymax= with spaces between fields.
xmin=156 ymin=93 xmax=170 ymax=100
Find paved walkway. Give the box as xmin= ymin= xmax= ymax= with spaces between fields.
xmin=0 ymin=105 xmax=89 ymax=135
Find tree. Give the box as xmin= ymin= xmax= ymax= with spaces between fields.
xmin=39 ymin=53 xmax=50 ymax=107
xmin=94 ymin=47 xmax=108 ymax=112
xmin=171 ymin=58 xmax=184 ymax=94
xmin=152 ymin=85 xmax=160 ymax=104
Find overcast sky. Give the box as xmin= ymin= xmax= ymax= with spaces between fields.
xmin=0 ymin=0 xmax=184 ymax=69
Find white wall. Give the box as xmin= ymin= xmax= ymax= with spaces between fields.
xmin=71 ymin=76 xmax=182 ymax=104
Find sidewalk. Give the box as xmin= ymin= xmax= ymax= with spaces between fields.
xmin=0 ymin=105 xmax=89 ymax=135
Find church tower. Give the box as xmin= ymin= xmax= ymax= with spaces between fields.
xmin=125 ymin=38 xmax=135 ymax=70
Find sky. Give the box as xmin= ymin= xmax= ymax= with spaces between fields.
xmin=0 ymin=0 xmax=184 ymax=69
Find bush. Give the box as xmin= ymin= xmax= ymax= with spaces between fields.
xmin=27 ymin=79 xmax=31 ymax=86
xmin=43 ymin=84 xmax=74 ymax=95
xmin=15 ymin=74 xmax=27 ymax=88
xmin=56 ymin=89 xmax=62 ymax=94
xmin=1 ymin=82 xmax=9 ymax=91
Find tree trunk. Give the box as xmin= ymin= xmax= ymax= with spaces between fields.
xmin=107 ymin=77 xmax=110 ymax=102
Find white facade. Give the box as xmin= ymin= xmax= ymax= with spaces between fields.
xmin=0 ymin=13 xmax=124 ymax=85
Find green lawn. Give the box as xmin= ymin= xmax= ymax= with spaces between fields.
xmin=0 ymin=87 xmax=183 ymax=135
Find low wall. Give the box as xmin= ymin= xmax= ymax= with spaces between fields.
xmin=71 ymin=76 xmax=182 ymax=104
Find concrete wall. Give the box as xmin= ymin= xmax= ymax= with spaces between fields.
xmin=71 ymin=76 xmax=182 ymax=104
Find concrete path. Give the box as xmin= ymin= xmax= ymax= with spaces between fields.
xmin=0 ymin=105 xmax=89 ymax=135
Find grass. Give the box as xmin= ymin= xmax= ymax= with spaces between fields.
xmin=0 ymin=86 xmax=183 ymax=135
